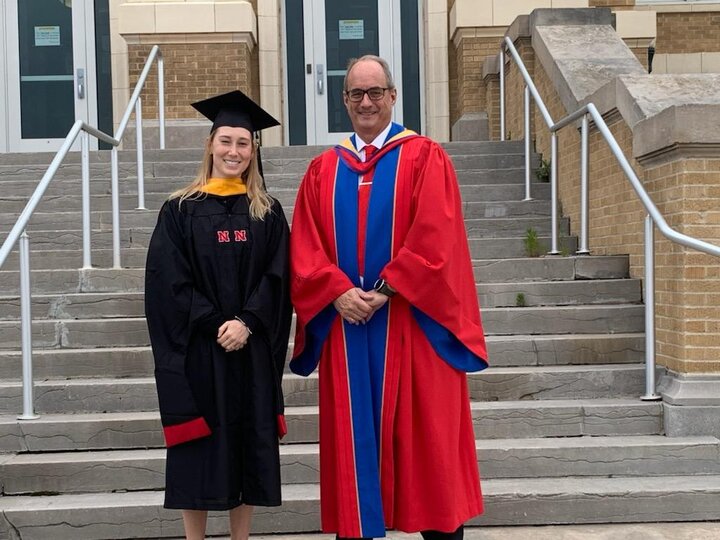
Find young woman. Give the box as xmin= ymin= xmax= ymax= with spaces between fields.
xmin=145 ymin=91 xmax=292 ymax=540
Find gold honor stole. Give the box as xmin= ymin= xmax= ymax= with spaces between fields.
xmin=199 ymin=177 xmax=248 ymax=196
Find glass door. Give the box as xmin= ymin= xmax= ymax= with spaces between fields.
xmin=4 ymin=0 xmax=97 ymax=152
xmin=304 ymin=0 xmax=402 ymax=145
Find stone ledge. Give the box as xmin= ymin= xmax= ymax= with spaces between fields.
xmin=532 ymin=24 xmax=645 ymax=114
xmin=660 ymin=371 xmax=720 ymax=407
xmin=451 ymin=113 xmax=490 ymax=141
xmin=634 ymin=104 xmax=720 ymax=161
xmin=529 ymin=7 xmax=614 ymax=28
xmin=483 ymin=54 xmax=500 ymax=78
xmin=505 ymin=14 xmax=531 ymax=43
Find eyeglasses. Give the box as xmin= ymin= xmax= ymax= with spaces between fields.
xmin=345 ymin=87 xmax=391 ymax=102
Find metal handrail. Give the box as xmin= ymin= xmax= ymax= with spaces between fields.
xmin=499 ymin=36 xmax=720 ymax=400
xmin=0 ymin=45 xmax=165 ymax=420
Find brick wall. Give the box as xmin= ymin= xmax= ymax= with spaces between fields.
xmin=628 ymin=45 xmax=649 ymax=71
xmin=484 ymin=73 xmax=501 ymax=141
xmin=450 ymin=36 xmax=502 ymax=128
xmin=127 ymin=40 xmax=258 ymax=120
xmin=588 ymin=0 xmax=634 ymax=8
xmin=504 ymin=38 xmax=535 ymax=142
xmin=656 ymin=12 xmax=720 ymax=54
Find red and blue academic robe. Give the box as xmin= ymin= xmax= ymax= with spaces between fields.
xmin=290 ymin=123 xmax=488 ymax=537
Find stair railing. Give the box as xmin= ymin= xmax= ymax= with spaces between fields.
xmin=498 ymin=36 xmax=720 ymax=400
xmin=0 ymin=45 xmax=165 ymax=420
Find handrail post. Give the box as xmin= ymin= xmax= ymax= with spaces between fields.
xmin=523 ymin=85 xmax=532 ymax=201
xmin=158 ymin=55 xmax=166 ymax=150
xmin=577 ymin=114 xmax=590 ymax=255
xmin=499 ymin=49 xmax=506 ymax=142
xmin=81 ymin=131 xmax=92 ymax=269
xmin=549 ymin=132 xmax=560 ymax=254
xmin=111 ymin=148 xmax=122 ymax=269
xmin=18 ymin=232 xmax=38 ymax=420
xmin=642 ymin=215 xmax=661 ymax=401
xmin=136 ymin=97 xmax=147 ymax=210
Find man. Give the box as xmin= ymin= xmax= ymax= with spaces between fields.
xmin=290 ymin=55 xmax=488 ymax=539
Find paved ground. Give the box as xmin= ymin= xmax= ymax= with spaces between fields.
xmin=159 ymin=522 xmax=720 ymax=540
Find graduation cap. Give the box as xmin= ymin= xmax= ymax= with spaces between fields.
xmin=191 ymin=90 xmax=280 ymax=135
xmin=192 ymin=90 xmax=280 ymax=180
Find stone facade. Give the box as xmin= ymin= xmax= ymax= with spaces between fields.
xmin=126 ymin=38 xmax=258 ymax=121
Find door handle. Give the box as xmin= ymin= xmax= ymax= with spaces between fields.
xmin=316 ymin=64 xmax=324 ymax=95
xmin=76 ymin=68 xmax=85 ymax=99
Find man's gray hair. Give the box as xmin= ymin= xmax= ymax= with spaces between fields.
xmin=344 ymin=55 xmax=396 ymax=91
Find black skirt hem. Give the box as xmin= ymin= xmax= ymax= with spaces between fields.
xmin=164 ymin=498 xmax=281 ymax=511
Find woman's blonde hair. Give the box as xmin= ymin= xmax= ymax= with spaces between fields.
xmin=170 ymin=129 xmax=273 ymax=220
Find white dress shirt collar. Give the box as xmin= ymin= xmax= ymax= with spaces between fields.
xmin=356 ymin=122 xmax=393 ymax=162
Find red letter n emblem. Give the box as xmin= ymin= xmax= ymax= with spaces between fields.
xmin=217 ymin=230 xmax=230 ymax=243
xmin=234 ymin=230 xmax=247 ymax=242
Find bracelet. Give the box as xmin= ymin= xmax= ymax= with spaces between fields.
xmin=234 ymin=316 xmax=253 ymax=334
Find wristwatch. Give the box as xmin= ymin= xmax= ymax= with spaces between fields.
xmin=373 ymin=278 xmax=396 ymax=297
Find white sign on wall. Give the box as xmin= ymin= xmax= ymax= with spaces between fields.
xmin=34 ymin=26 xmax=61 ymax=47
xmin=339 ymin=19 xmax=364 ymax=40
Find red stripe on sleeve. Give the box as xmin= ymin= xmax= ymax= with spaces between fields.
xmin=163 ymin=417 xmax=212 ymax=447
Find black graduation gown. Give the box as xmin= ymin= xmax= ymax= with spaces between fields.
xmin=144 ymin=193 xmax=292 ymax=510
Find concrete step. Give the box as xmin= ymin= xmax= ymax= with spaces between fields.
xmin=443 ymin=140 xmax=527 ymax=155
xmin=0 ymin=333 xmax=644 ymax=380
xmin=0 ymin=254 xmax=631 ymax=291
xmin=123 ymin=524 xmax=720 ymax=540
xmin=0 ymin=347 xmax=154 ymax=379
xmin=0 ymin=302 xmax=645 ymax=351
xmin=0 ymin=317 xmax=150 ymax=350
xmin=485 ymin=333 xmax=644 ymax=367
xmin=464 ymin=199 xmax=552 ymax=219
xmin=3 ymin=474 xmax=718 ymax=537
xmin=0 ymin=247 xmax=148 ymax=271
xmin=0 ymin=365 xmax=650 ymax=414
xmin=0 ymin=277 xmax=640 ymax=319
xmin=0 ymin=399 xmax=662 ymax=452
xmin=8 ymin=217 xmax=569 ymax=254
xmin=0 ymin=181 xmax=546 ymax=219
xmin=0 ymin=141 xmax=526 ymax=166
xmin=2 ymin=435 xmax=717 ymax=496
xmin=482 ymin=304 xmax=645 ymax=335
xmin=473 ymin=255 xmax=629 ymax=282
xmin=0 ymin=292 xmax=144 ymax=319
xmin=0 ymin=269 xmax=144 ymax=297
xmin=0 ymin=303 xmax=644 ymax=350
xmin=469 ymin=235 xmax=578 ymax=259
xmin=0 ymin=253 xmax=629 ymax=287
xmin=0 ymin=201 xmax=551 ymax=246
xmin=0 ymin=170 xmax=539 ymax=203
xmin=1 ymin=227 xmax=152 ymax=252
xmin=0 ymin=209 xmax=159 ymax=231
xmin=477 ymin=279 xmax=642 ymax=307
xmin=0 ymin=152 xmax=534 ymax=182
xmin=465 ymin=217 xmax=569 ymax=238
xmin=461 ymin=183 xmax=551 ymax=201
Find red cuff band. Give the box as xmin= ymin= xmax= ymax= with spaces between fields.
xmin=277 ymin=414 xmax=287 ymax=439
xmin=163 ymin=417 xmax=212 ymax=447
